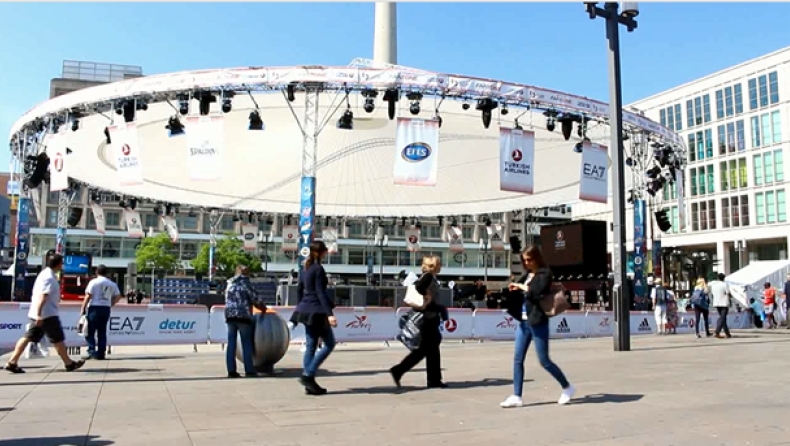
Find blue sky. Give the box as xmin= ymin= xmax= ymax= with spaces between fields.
xmin=2 ymin=1 xmax=790 ymax=171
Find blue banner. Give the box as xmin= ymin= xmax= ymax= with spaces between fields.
xmin=297 ymin=176 xmax=316 ymax=272
xmin=633 ymin=199 xmax=647 ymax=309
xmin=12 ymin=197 xmax=31 ymax=301
xmin=652 ymin=239 xmax=662 ymax=280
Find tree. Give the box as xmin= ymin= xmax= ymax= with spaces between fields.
xmin=192 ymin=233 xmax=262 ymax=279
xmin=135 ymin=233 xmax=180 ymax=274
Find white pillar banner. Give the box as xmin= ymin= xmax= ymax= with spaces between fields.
xmin=90 ymin=202 xmax=106 ymax=235
xmin=405 ymin=227 xmax=422 ymax=252
xmin=393 ymin=118 xmax=440 ymax=186
xmin=124 ymin=209 xmax=144 ymax=238
xmin=162 ymin=215 xmax=179 ymax=243
xmin=241 ymin=224 xmax=257 ymax=251
xmin=185 ymin=115 xmax=224 ymax=181
xmin=47 ymin=133 xmax=69 ymax=192
xmin=499 ymin=126 xmax=535 ymax=194
xmin=281 ymin=225 xmax=298 ymax=252
xmin=322 ymin=228 xmax=338 ymax=254
xmin=446 ymin=226 xmax=464 ymax=253
xmin=110 ymin=122 xmax=144 ymax=186
xmin=579 ymin=141 xmax=609 ymax=203
xmin=676 ymin=168 xmax=686 ymax=230
xmin=488 ymin=224 xmax=505 ymax=251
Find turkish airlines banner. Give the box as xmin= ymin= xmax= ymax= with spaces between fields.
xmin=109 ymin=123 xmax=144 ymax=186
xmin=185 ymin=115 xmax=224 ymax=181
xmin=488 ymin=224 xmax=505 ymax=251
xmin=322 ymin=228 xmax=338 ymax=253
xmin=405 ymin=227 xmax=421 ymax=252
xmin=162 ymin=215 xmax=179 ymax=243
xmin=446 ymin=226 xmax=464 ymax=252
xmin=90 ymin=202 xmax=106 ymax=235
xmin=579 ymin=141 xmax=609 ymax=203
xmin=241 ymin=224 xmax=257 ymax=251
xmin=281 ymin=225 xmax=298 ymax=252
xmin=124 ymin=209 xmax=144 ymax=238
xmin=393 ymin=118 xmax=440 ymax=186
xmin=499 ymin=127 xmax=535 ymax=194
xmin=47 ymin=133 xmax=69 ymax=192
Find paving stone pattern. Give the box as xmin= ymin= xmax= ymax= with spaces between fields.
xmin=1 ymin=332 xmax=790 ymax=446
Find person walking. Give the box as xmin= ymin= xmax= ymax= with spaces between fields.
xmin=290 ymin=241 xmax=336 ymax=395
xmin=690 ymin=278 xmax=711 ymax=338
xmin=763 ymin=282 xmax=778 ymax=329
xmin=80 ymin=264 xmax=123 ymax=360
xmin=500 ymin=246 xmax=575 ymax=408
xmin=224 ymin=265 xmax=264 ymax=378
xmin=708 ymin=273 xmax=732 ymax=338
xmin=783 ymin=274 xmax=790 ymax=329
xmin=390 ymin=255 xmax=448 ymax=389
xmin=651 ymin=279 xmax=671 ymax=334
xmin=4 ymin=254 xmax=85 ymax=373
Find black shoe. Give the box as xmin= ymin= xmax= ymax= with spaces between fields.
xmin=428 ymin=382 xmax=448 ymax=389
xmin=65 ymin=359 xmax=85 ymax=372
xmin=244 ymin=372 xmax=260 ymax=378
xmin=389 ymin=367 xmax=402 ymax=388
xmin=696 ymin=333 xmax=701 ymax=338
xmin=300 ymin=375 xmax=327 ymax=395
xmin=228 ymin=371 xmax=241 ymax=378
xmin=4 ymin=363 xmax=24 ymax=374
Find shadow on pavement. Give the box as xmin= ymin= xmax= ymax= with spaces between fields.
xmin=0 ymin=435 xmax=113 ymax=445
xmin=330 ymin=378 xmax=517 ymax=395
xmin=80 ymin=368 xmax=161 ymax=374
xmin=104 ymin=355 xmax=185 ymax=361
xmin=0 ymin=407 xmax=12 ymax=412
xmin=0 ymin=375 xmax=229 ymax=387
xmin=634 ymin=337 xmax=790 ymax=352
xmin=522 ymin=393 xmax=644 ymax=408
xmin=267 ymin=367 xmax=413 ymax=378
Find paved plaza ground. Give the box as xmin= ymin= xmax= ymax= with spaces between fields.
xmin=1 ymin=330 xmax=789 ymax=446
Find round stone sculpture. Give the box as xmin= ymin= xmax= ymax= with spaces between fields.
xmin=236 ymin=309 xmax=291 ymax=374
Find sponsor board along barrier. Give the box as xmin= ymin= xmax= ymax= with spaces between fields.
xmin=0 ymin=303 xmax=753 ymax=349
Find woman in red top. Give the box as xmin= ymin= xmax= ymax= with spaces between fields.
xmin=764 ymin=282 xmax=777 ymax=329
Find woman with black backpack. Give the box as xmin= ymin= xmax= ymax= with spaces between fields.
xmin=691 ymin=278 xmax=711 ymax=338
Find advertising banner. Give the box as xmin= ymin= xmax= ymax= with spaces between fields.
xmin=499 ymin=126 xmax=535 ymax=194
xmin=633 ymin=199 xmax=647 ymax=309
xmin=298 ymin=176 xmax=316 ymax=269
xmin=110 ymin=122 xmax=144 ymax=186
xmin=446 ymin=226 xmax=464 ymax=252
xmin=393 ymin=118 xmax=440 ymax=186
xmin=322 ymin=228 xmax=338 ymax=254
xmin=90 ymin=202 xmax=106 ymax=235
xmin=124 ymin=209 xmax=144 ymax=238
xmin=162 ymin=215 xmax=179 ymax=243
xmin=241 ymin=224 xmax=257 ymax=251
xmin=47 ymin=133 xmax=69 ymax=192
xmin=281 ymin=225 xmax=299 ymax=252
xmin=404 ymin=227 xmax=421 ymax=252
xmin=12 ymin=198 xmax=30 ymax=301
xmin=676 ymin=168 xmax=686 ymax=230
xmin=579 ymin=141 xmax=609 ymax=203
xmin=488 ymin=224 xmax=505 ymax=251
xmin=185 ymin=115 xmax=224 ymax=181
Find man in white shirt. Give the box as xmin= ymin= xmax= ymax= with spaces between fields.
xmin=651 ymin=279 xmax=672 ymax=335
xmin=4 ymin=254 xmax=85 ymax=373
xmin=708 ymin=273 xmax=732 ymax=338
xmin=80 ymin=264 xmax=123 ymax=360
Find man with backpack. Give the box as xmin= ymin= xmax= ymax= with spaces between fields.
xmin=651 ymin=279 xmax=672 ymax=335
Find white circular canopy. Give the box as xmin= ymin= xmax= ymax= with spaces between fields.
xmin=9 ymin=66 xmax=683 ymax=217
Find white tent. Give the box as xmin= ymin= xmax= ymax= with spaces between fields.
xmin=726 ymin=260 xmax=790 ymax=311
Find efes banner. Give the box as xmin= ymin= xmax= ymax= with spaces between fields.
xmin=393 ymin=118 xmax=439 ymax=186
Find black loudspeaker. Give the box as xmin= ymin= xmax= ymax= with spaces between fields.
xmin=67 ymin=208 xmax=83 ymax=227
xmin=509 ymin=236 xmax=522 ymax=253
xmin=655 ymin=210 xmax=672 ymax=233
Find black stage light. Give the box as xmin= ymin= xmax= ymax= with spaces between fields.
xmin=166 ymin=116 xmax=185 ymax=137
xmin=476 ymin=98 xmax=498 ymax=129
xmin=127 ymin=198 xmax=137 ymax=210
xmin=136 ymin=100 xmax=148 ymax=111
xmin=248 ymin=111 xmax=264 ymax=130
xmin=104 ymin=127 xmax=111 ymax=144
xmin=407 ymin=92 xmax=423 ymax=115
xmin=24 ymin=153 xmax=49 ymax=189
xmin=337 ymin=109 xmax=353 ymax=130
xmin=544 ymin=110 xmax=558 ymax=132
xmin=71 ymin=119 xmax=79 ymax=132
xmin=655 ymin=210 xmax=672 ymax=232
xmin=382 ymin=88 xmax=399 ymax=120
xmin=221 ymin=92 xmax=234 ymax=113
xmin=198 ymin=92 xmax=216 ymax=116
xmin=122 ymin=101 xmax=135 ymax=123
xmin=287 ymin=83 xmax=296 ymax=102
xmin=178 ymin=94 xmax=190 ymax=115
xmin=362 ymin=89 xmax=378 ymax=113
xmin=501 ymin=104 xmax=509 ymax=116
xmin=462 ymin=102 xmax=470 ymax=110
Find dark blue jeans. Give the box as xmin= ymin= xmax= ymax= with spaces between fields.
xmin=513 ymin=320 xmax=570 ymax=397
xmin=303 ymin=323 xmax=336 ymax=377
xmin=226 ymin=320 xmax=256 ymax=374
xmin=86 ymin=306 xmax=111 ymax=358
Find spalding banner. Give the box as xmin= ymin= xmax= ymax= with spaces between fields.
xmin=241 ymin=224 xmax=257 ymax=251
xmin=393 ymin=118 xmax=440 ymax=186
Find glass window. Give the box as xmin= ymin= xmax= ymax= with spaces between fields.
xmin=761 ymin=113 xmax=771 ymax=146
xmin=706 ymin=165 xmax=714 ymax=194
xmin=703 ymin=94 xmax=711 ymax=123
xmin=46 ymin=207 xmax=58 ymax=227
xmin=771 ymin=111 xmax=781 ymax=144
xmin=717 ymin=125 xmax=726 ymax=155
xmin=778 ymin=190 xmax=787 ymax=222
xmin=699 ymin=201 xmax=708 ymax=230
xmin=766 ymin=191 xmax=776 ymax=223
xmin=347 ymin=248 xmax=365 ymax=265
xmin=741 ymin=195 xmax=750 ymax=226
xmin=715 ymin=90 xmax=724 ymax=119
xmin=751 ymin=116 xmax=761 ymax=148
xmin=724 ymin=86 xmax=734 ymax=117
xmin=176 ymin=214 xmax=198 ymax=232
xmin=47 ymin=191 xmax=60 ymax=203
xmin=142 ymin=212 xmax=158 ymax=231
xmin=726 ymin=123 xmax=735 ymax=153
xmin=688 ymin=134 xmax=696 ymax=162
xmin=698 ymin=167 xmax=706 ymax=195
xmin=694 ymin=97 xmax=702 ymax=125
xmin=719 ymin=162 xmax=728 ymax=191
xmin=721 ymin=198 xmax=730 ymax=228
xmin=691 ymin=203 xmax=699 ymax=231
xmin=736 ymin=120 xmax=745 ymax=151
xmin=660 ymin=108 xmax=666 ymax=127
xmin=754 ymin=154 xmax=763 ymax=186
xmin=705 ymin=129 xmax=713 ymax=157
xmin=748 ymin=78 xmax=758 ymax=110
xmin=775 ymin=150 xmax=784 ymax=182
xmin=708 ymin=199 xmax=716 ymax=229
xmin=734 ymin=84 xmax=743 ymax=114
xmin=765 ymin=152 xmax=774 ymax=183
xmin=686 ymin=100 xmax=694 ymax=128
xmin=696 ymin=131 xmax=704 ymax=160
xmin=671 ymin=207 xmax=679 ymax=234
xmin=105 ymin=211 xmax=121 ymax=227
xmin=674 ymin=104 xmax=682 ymax=131
xmin=690 ymin=169 xmax=698 ymax=196
xmin=758 ymin=75 xmax=768 ymax=107
xmin=738 ymin=158 xmax=747 ymax=188
xmin=220 ymin=216 xmax=236 ymax=232
xmin=728 ymin=160 xmax=737 ymax=192
xmin=381 ymin=249 xmax=398 ymax=266
xmin=769 ymin=71 xmax=779 ymax=104
xmin=731 ymin=196 xmax=740 ymax=227
xmin=756 ymin=193 xmax=765 ymax=224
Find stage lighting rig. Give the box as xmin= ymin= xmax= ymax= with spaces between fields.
xmin=574 ymin=137 xmax=591 ymax=153
xmin=104 ymin=127 xmax=111 ymax=144
xmin=286 ymin=83 xmax=297 ymax=102
xmin=221 ymin=91 xmax=234 ymax=113
xmin=544 ymin=110 xmax=558 ymax=132
xmin=70 ymin=114 xmax=80 ymax=132
xmin=362 ymin=89 xmax=378 ymax=113
xmin=476 ymin=98 xmax=498 ymax=129
xmin=115 ymin=101 xmax=136 ymax=123
xmin=645 ymin=166 xmax=661 ymax=179
xmin=248 ymin=111 xmax=264 ymax=130
xmin=198 ymin=92 xmax=216 ymax=116
xmin=382 ymin=88 xmax=399 ymax=120
xmin=462 ymin=102 xmax=471 ymax=110
xmin=337 ymin=109 xmax=354 ymax=130
xmin=166 ymin=116 xmax=185 ymax=137
xmin=135 ymin=100 xmax=148 ymax=111
xmin=500 ymin=104 xmax=509 ymax=116
xmin=177 ymin=94 xmax=190 ymax=115
xmin=407 ymin=92 xmax=423 ymax=115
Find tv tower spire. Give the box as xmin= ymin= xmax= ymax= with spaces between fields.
xmin=372 ymin=2 xmax=397 ymax=65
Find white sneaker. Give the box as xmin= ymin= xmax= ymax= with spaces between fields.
xmin=558 ymin=385 xmax=576 ymax=405
xmin=500 ymin=395 xmax=524 ymax=408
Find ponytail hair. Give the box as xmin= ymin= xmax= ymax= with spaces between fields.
xmin=304 ymin=240 xmax=328 ymax=269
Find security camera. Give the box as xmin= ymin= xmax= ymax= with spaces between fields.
xmin=621 ymin=2 xmax=639 ymax=17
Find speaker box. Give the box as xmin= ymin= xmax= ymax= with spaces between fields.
xmin=509 ymin=235 xmax=522 ymax=253
xmin=67 ymin=208 xmax=83 ymax=227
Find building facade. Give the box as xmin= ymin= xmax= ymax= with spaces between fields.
xmin=577 ymin=46 xmax=790 ymax=276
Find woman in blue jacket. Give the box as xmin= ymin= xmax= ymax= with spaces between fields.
xmin=290 ymin=241 xmax=337 ymax=395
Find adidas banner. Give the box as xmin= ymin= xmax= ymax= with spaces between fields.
xmin=551 ymin=315 xmax=586 ymax=339
xmin=393 ymin=118 xmax=440 ymax=186
xmin=487 ymin=224 xmax=505 ymax=251
xmin=579 ymin=140 xmax=609 ymax=203
xmin=499 ymin=126 xmax=535 ymax=194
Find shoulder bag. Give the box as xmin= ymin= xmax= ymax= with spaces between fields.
xmin=539 ymin=283 xmax=571 ymax=317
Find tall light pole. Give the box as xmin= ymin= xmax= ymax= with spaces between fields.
xmin=479 ymin=237 xmax=491 ymax=283
xmin=374 ymin=226 xmax=389 ymax=287
xmin=586 ymin=1 xmax=638 ymax=352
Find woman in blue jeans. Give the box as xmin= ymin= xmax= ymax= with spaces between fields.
xmin=224 ymin=265 xmax=265 ymax=378
xmin=290 ymin=241 xmax=337 ymax=395
xmin=501 ymin=245 xmax=575 ymax=408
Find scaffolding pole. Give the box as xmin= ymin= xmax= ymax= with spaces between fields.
xmin=297 ymin=85 xmax=320 ymax=272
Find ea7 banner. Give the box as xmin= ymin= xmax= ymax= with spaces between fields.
xmin=393 ymin=118 xmax=440 ymax=186
xmin=405 ymin=227 xmax=421 ymax=252
xmin=185 ymin=115 xmax=224 ymax=181
xmin=162 ymin=215 xmax=179 ymax=243
xmin=124 ymin=209 xmax=144 ymax=238
xmin=109 ymin=123 xmax=144 ymax=186
xmin=241 ymin=224 xmax=257 ymax=251
xmin=322 ymin=228 xmax=339 ymax=254
xmin=579 ymin=141 xmax=609 ymax=203
xmin=446 ymin=226 xmax=464 ymax=252
xmin=499 ymin=127 xmax=535 ymax=194
xmin=90 ymin=202 xmax=106 ymax=235
xmin=47 ymin=133 xmax=69 ymax=192
xmin=281 ymin=225 xmax=298 ymax=252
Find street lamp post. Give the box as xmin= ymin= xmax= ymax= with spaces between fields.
xmin=586 ymin=1 xmax=638 ymax=352
xmin=374 ymin=226 xmax=389 ymax=287
xmin=259 ymin=230 xmax=273 ymax=275
xmin=479 ymin=237 xmax=491 ymax=283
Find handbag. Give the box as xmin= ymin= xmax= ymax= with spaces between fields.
xmin=403 ymin=285 xmax=425 ymax=308
xmin=539 ymin=283 xmax=570 ymax=317
xmin=396 ymin=310 xmax=424 ymax=351
xmin=77 ymin=315 xmax=88 ymax=337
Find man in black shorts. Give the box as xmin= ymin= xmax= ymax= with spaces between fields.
xmin=4 ymin=254 xmax=85 ymax=373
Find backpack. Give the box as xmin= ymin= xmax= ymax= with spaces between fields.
xmin=654 ymin=287 xmax=667 ymax=305
xmin=691 ymin=289 xmax=708 ymax=308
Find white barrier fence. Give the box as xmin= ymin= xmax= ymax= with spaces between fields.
xmin=0 ymin=303 xmax=753 ymax=349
